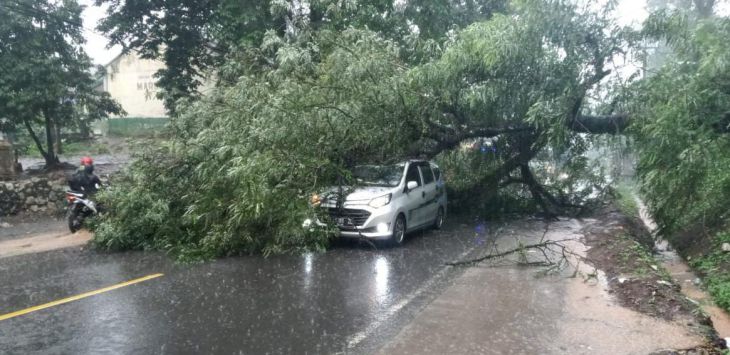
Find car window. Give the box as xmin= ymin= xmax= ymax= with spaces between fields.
xmin=432 ymin=166 xmax=441 ymax=181
xmin=419 ymin=165 xmax=434 ymax=185
xmin=352 ymin=164 xmax=405 ymax=187
xmin=405 ymin=164 xmax=422 ymax=187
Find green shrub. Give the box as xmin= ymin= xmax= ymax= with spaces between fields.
xmin=90 ymin=29 xmax=416 ymax=259
xmin=632 ymin=14 xmax=730 ymax=237
xmin=107 ymin=117 xmax=169 ymax=137
xmin=614 ymin=182 xmax=639 ymax=218
xmin=691 ymin=231 xmax=730 ymax=311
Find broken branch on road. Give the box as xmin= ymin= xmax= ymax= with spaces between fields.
xmin=445 ymin=237 xmax=585 ymax=273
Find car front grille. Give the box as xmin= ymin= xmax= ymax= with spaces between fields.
xmin=327 ymin=208 xmax=371 ymax=227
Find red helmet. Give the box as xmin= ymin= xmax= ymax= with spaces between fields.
xmin=80 ymin=156 xmax=94 ymax=166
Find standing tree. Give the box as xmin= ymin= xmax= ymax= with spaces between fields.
xmin=0 ymin=0 xmax=122 ymax=168
xmin=95 ymin=0 xmax=284 ymax=113
xmin=629 ymin=9 xmax=730 ymax=237
xmin=95 ymin=0 xmax=508 ymax=113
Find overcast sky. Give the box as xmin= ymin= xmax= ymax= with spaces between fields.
xmin=80 ymin=0 xmax=651 ymax=65
xmin=79 ymin=0 xmax=121 ymax=65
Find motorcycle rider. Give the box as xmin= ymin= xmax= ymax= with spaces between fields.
xmin=69 ymin=156 xmax=101 ymax=194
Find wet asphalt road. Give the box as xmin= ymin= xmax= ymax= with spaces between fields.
xmin=0 ymin=220 xmax=484 ymax=354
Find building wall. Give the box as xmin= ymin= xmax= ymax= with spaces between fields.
xmin=103 ymin=53 xmax=167 ymax=118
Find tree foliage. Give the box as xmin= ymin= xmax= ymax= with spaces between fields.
xmin=630 ymin=11 xmax=730 ymax=237
xmin=0 ymin=0 xmax=122 ymax=166
xmin=93 ymin=0 xmax=635 ymax=258
xmin=95 ymin=0 xmax=508 ymax=112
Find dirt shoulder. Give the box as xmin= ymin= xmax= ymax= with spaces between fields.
xmin=0 ymin=212 xmax=92 ymax=258
xmin=0 ymin=213 xmax=67 ymax=242
xmin=582 ymin=204 xmax=724 ymax=352
xmin=0 ymin=230 xmax=92 ymax=259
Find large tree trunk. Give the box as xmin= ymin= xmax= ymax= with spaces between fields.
xmin=569 ymin=114 xmax=629 ymax=134
xmin=54 ymin=119 xmax=63 ymax=155
xmin=519 ymin=163 xmax=562 ymax=218
xmin=42 ymin=109 xmax=59 ymax=167
xmin=79 ymin=118 xmax=91 ymax=139
xmin=453 ymin=133 xmax=544 ymax=212
xmin=22 ymin=118 xmax=47 ymax=159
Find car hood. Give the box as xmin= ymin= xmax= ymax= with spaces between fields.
xmin=323 ymin=186 xmax=393 ymax=202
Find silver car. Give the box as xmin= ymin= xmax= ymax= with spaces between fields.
xmin=308 ymin=160 xmax=447 ymax=245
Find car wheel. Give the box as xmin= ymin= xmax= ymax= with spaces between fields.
xmin=433 ymin=207 xmax=445 ymax=230
xmin=390 ymin=214 xmax=406 ymax=246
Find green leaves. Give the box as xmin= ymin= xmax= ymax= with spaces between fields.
xmin=631 ymin=13 xmax=730 ymax=237
xmin=0 ymin=0 xmax=122 ymax=164
xmin=92 ymin=28 xmax=415 ymax=259
xmin=93 ymin=0 xmax=643 ymax=259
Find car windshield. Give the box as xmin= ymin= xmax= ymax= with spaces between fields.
xmin=352 ymin=164 xmax=404 ymax=187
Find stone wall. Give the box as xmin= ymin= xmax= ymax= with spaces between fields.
xmin=0 ymin=139 xmax=16 ymax=179
xmin=0 ymin=176 xmax=68 ymax=216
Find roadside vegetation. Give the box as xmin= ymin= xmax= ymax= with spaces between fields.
xmin=0 ymin=0 xmax=123 ymax=167
xmin=106 ymin=117 xmax=169 ymax=138
xmin=581 ymin=200 xmax=711 ymax=328
xmin=1 ymin=0 xmax=728 ymax=270
xmin=626 ymin=6 xmax=730 ymax=312
xmin=613 ymin=182 xmax=639 ymax=218
xmin=691 ymin=231 xmax=730 ymax=311
xmin=89 ymin=0 xmax=635 ymax=259
xmin=18 ymin=140 xmax=110 ymax=158
xmin=90 ymin=0 xmax=728 ymax=261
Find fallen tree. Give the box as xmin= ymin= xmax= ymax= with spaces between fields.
xmin=91 ymin=0 xmax=648 ymax=258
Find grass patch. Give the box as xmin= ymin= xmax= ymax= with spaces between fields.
xmin=614 ymin=182 xmax=639 ymax=219
xmin=107 ymin=117 xmax=169 ymax=137
xmin=617 ymin=233 xmax=660 ymax=278
xmin=691 ymin=230 xmax=730 ymax=311
xmin=21 ymin=140 xmax=110 ymax=158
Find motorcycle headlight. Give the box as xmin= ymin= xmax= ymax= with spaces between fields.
xmin=368 ymin=193 xmax=392 ymax=208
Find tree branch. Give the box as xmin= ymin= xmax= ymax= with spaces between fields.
xmin=445 ymin=238 xmax=581 ymax=266
xmin=569 ymin=114 xmax=629 ymax=134
xmin=499 ymin=177 xmax=527 ymax=188
xmin=22 ymin=117 xmax=48 ymax=159
xmin=417 ymin=124 xmax=533 ymax=158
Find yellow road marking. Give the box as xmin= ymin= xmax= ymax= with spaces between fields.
xmin=0 ymin=273 xmax=164 ymax=322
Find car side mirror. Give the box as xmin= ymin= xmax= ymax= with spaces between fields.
xmin=406 ymin=181 xmax=418 ymax=192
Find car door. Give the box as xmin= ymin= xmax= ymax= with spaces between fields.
xmin=402 ymin=162 xmax=424 ymax=229
xmin=431 ymin=164 xmax=447 ymax=208
xmin=418 ymin=164 xmax=439 ymax=224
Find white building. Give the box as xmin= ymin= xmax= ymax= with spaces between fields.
xmin=100 ymin=52 xmax=167 ymax=118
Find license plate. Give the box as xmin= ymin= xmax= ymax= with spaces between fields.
xmin=337 ymin=217 xmax=353 ymax=226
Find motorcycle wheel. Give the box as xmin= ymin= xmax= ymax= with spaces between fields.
xmin=66 ymin=206 xmax=82 ymax=233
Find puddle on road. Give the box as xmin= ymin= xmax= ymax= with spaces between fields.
xmin=379 ymin=218 xmax=704 ymax=354
xmin=546 ymin=219 xmax=702 ymax=354
xmin=657 ymin=241 xmax=730 ymax=339
xmin=556 ymin=275 xmax=703 ymax=355
xmin=635 ymin=196 xmax=730 ymax=340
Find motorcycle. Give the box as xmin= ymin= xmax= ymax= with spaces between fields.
xmin=65 ymin=191 xmax=98 ymax=233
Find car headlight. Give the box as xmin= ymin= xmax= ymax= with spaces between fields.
xmin=368 ymin=193 xmax=392 ymax=208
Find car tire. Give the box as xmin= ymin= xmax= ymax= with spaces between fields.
xmin=389 ymin=214 xmax=406 ymax=246
xmin=433 ymin=206 xmax=445 ymax=230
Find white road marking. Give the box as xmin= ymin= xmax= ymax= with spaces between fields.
xmin=345 ymin=246 xmax=476 ymax=349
